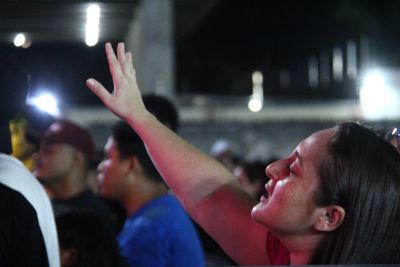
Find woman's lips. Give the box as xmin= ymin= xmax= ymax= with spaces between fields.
xmin=261 ymin=182 xmax=274 ymax=203
xmin=265 ymin=183 xmax=272 ymax=197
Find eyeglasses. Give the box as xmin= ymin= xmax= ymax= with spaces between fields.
xmin=385 ymin=127 xmax=400 ymax=152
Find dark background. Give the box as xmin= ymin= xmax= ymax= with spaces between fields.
xmin=1 ymin=0 xmax=400 ymax=107
xmin=176 ymin=0 xmax=400 ymax=98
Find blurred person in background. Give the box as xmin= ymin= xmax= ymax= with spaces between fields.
xmin=142 ymin=94 xmax=178 ymax=132
xmin=233 ymin=160 xmax=269 ymax=201
xmin=56 ymin=209 xmax=125 ymax=267
xmin=0 ymin=50 xmax=59 ymax=266
xmin=85 ymin=151 xmax=102 ymax=195
xmin=33 ymin=119 xmax=115 ymax=233
xmin=87 ymin=150 xmax=127 ymax=233
xmin=98 ymin=120 xmax=204 ymax=267
xmin=10 ymin=104 xmax=56 ymax=171
xmin=143 ymin=94 xmax=235 ymax=266
xmin=210 ymin=139 xmax=241 ymax=172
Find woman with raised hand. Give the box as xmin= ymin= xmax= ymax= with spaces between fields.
xmin=86 ymin=42 xmax=400 ymax=265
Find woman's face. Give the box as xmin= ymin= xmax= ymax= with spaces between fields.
xmin=251 ymin=128 xmax=335 ymax=236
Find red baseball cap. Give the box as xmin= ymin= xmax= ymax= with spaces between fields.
xmin=41 ymin=119 xmax=95 ymax=158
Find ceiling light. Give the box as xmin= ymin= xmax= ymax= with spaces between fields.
xmin=248 ymin=96 xmax=263 ymax=112
xmin=248 ymin=71 xmax=264 ymax=112
xmin=14 ymin=33 xmax=26 ymax=47
xmin=85 ymin=4 xmax=101 ymax=46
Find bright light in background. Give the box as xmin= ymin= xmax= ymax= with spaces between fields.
xmin=332 ymin=46 xmax=343 ymax=82
xmin=359 ymin=69 xmax=400 ymax=120
xmin=85 ymin=4 xmax=100 ymax=46
xmin=27 ymin=93 xmax=60 ymax=117
xmin=248 ymin=96 xmax=262 ymax=112
xmin=13 ymin=33 xmax=32 ymax=48
xmin=252 ymin=71 xmax=263 ymax=85
xmin=248 ymin=71 xmax=264 ymax=112
xmin=362 ymin=70 xmax=385 ymax=89
xmin=14 ymin=33 xmax=26 ymax=47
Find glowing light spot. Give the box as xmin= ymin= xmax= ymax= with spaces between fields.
xmin=27 ymin=93 xmax=60 ymax=117
xmin=85 ymin=4 xmax=101 ymax=46
xmin=248 ymin=97 xmax=262 ymax=112
xmin=14 ymin=33 xmax=26 ymax=47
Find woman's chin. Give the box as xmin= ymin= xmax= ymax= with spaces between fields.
xmin=251 ymin=199 xmax=268 ymax=222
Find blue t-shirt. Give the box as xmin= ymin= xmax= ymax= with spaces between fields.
xmin=117 ymin=193 xmax=204 ymax=267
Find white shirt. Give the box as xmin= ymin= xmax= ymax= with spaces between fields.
xmin=0 ymin=153 xmax=60 ymax=267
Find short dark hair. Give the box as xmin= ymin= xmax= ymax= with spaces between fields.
xmin=56 ymin=210 xmax=125 ymax=267
xmin=312 ymin=122 xmax=400 ymax=264
xmin=111 ymin=120 xmax=164 ymax=183
xmin=143 ymin=94 xmax=178 ymax=131
xmin=240 ymin=161 xmax=266 ymax=183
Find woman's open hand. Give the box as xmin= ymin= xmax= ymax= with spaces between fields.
xmin=86 ymin=42 xmax=146 ymax=122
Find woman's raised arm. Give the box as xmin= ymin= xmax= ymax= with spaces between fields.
xmin=86 ymin=42 xmax=271 ymax=265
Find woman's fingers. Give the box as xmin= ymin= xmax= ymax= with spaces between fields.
xmin=105 ymin=42 xmax=123 ymax=83
xmin=117 ymin=43 xmax=128 ymax=73
xmin=126 ymin=52 xmax=132 ymax=65
xmin=118 ymin=43 xmax=134 ymax=76
xmin=86 ymin=78 xmax=111 ymax=105
xmin=87 ymin=42 xmax=142 ymax=119
xmin=125 ymin=52 xmax=135 ymax=76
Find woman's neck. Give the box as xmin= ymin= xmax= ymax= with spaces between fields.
xmin=290 ymin=251 xmax=314 ymax=265
xmin=277 ymin=232 xmax=322 ymax=265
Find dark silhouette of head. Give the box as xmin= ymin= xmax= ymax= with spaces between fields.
xmin=111 ymin=120 xmax=164 ymax=184
xmin=0 ymin=51 xmax=29 ymax=154
xmin=142 ymin=94 xmax=179 ymax=132
xmin=18 ymin=104 xmax=56 ymax=146
xmin=56 ymin=210 xmax=124 ymax=267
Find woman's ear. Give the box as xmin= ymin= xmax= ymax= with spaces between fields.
xmin=314 ymin=205 xmax=345 ymax=232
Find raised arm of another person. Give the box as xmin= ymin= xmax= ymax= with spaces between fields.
xmin=86 ymin=43 xmax=276 ymax=265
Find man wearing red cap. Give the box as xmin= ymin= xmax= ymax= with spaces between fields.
xmin=34 ymin=119 xmax=114 ymax=232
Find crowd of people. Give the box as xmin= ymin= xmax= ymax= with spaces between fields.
xmin=1 ymin=42 xmax=400 ymax=267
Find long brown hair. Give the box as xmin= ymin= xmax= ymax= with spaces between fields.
xmin=312 ymin=122 xmax=400 ymax=263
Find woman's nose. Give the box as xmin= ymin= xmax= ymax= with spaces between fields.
xmin=265 ymin=159 xmax=285 ymax=180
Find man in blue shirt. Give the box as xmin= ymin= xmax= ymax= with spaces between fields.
xmin=98 ymin=121 xmax=204 ymax=267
